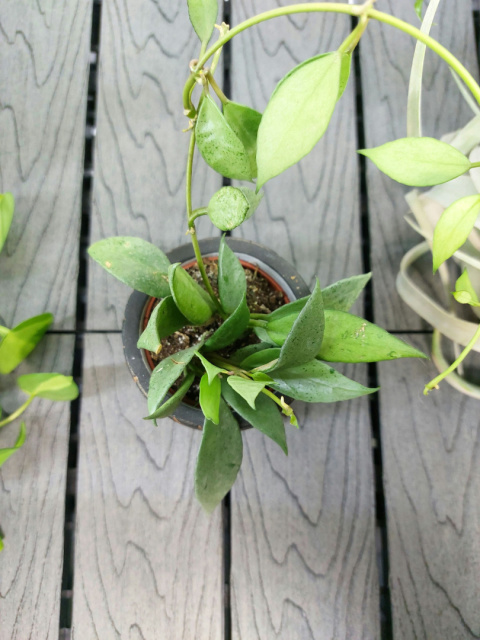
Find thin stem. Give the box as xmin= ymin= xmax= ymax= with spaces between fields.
xmin=186 ymin=131 xmax=196 ymax=222
xmin=190 ymin=207 xmax=208 ymax=223
xmin=248 ymin=319 xmax=268 ymax=328
xmin=470 ymin=162 xmax=480 ymax=169
xmin=206 ymin=70 xmax=229 ymax=105
xmin=249 ymin=312 xmax=269 ymax=320
xmin=0 ymin=396 xmax=33 ymax=428
xmin=338 ymin=13 xmax=369 ymax=54
xmin=190 ymin=227 xmax=224 ymax=314
xmin=424 ymin=323 xmax=480 ymax=395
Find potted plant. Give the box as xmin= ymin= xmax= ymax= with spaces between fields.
xmin=88 ymin=0 xmax=479 ymax=513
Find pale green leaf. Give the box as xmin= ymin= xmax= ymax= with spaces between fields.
xmin=433 ymin=195 xmax=480 ymax=272
xmin=0 ymin=313 xmax=53 ymax=375
xmin=414 ymin=0 xmax=424 ymax=19
xmin=453 ymin=269 xmax=480 ymax=306
xmin=196 ymin=352 xmax=226 ymax=384
xmin=199 ymin=373 xmax=221 ymax=423
xmin=0 ymin=422 xmax=26 ymax=468
xmin=226 ymin=376 xmax=266 ymax=410
xmin=187 ymin=0 xmax=218 ymax=45
xmin=0 ymin=192 xmax=14 ymax=254
xmin=137 ymin=296 xmax=187 ymax=353
xmin=207 ymin=186 xmax=262 ymax=231
xmin=169 ymin=263 xmax=215 ymax=325
xmin=17 ymin=373 xmax=78 ymax=401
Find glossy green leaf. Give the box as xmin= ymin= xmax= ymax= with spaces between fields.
xmin=0 ymin=422 xmax=26 ymax=468
xmin=204 ymin=294 xmax=250 ymax=351
xmin=240 ymin=347 xmax=281 ymax=370
xmin=169 ymin=263 xmax=215 ymax=325
xmin=147 ymin=340 xmax=205 ymax=415
xmin=359 ymin=137 xmax=471 ymax=187
xmin=207 ymin=186 xmax=262 ymax=231
xmin=144 ymin=371 xmax=195 ymax=421
xmin=226 ymin=376 xmax=266 ymax=410
xmin=0 ymin=192 xmax=14 ymax=254
xmin=269 ymin=360 xmax=377 ymax=403
xmin=0 ymin=313 xmax=53 ymax=375
xmin=17 ymin=373 xmax=78 ymax=401
xmin=195 ymin=398 xmax=242 ymax=513
xmin=187 ymin=0 xmax=218 ymax=45
xmin=196 ymin=352 xmax=226 ymax=384
xmin=88 ymin=237 xmax=170 ymax=297
xmin=223 ymin=101 xmax=262 ymax=177
xmin=256 ymin=52 xmax=342 ymax=188
xmin=221 ymin=379 xmax=287 ymax=454
xmin=137 ymin=296 xmax=188 ymax=353
xmin=218 ymin=236 xmax=246 ymax=314
xmin=250 ymin=371 xmax=274 ymax=383
xmin=453 ymin=269 xmax=480 ymax=306
xmin=432 ymin=195 xmax=480 ymax=272
xmin=322 ymin=273 xmax=371 ymax=311
xmin=196 ymin=95 xmax=253 ymax=181
xmin=199 ymin=373 xmax=221 ymax=423
xmin=229 ymin=342 xmax=270 ymax=365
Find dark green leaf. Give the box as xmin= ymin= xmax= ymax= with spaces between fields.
xmin=199 ymin=373 xmax=221 ymax=423
xmin=196 ymin=352 xmax=226 ymax=384
xmin=0 ymin=422 xmax=26 ymax=468
xmin=17 ymin=373 xmax=79 ymax=401
xmin=137 ymin=296 xmax=188 ymax=353
xmin=0 ymin=313 xmax=53 ymax=375
xmin=204 ymin=294 xmax=250 ymax=351
xmin=195 ymin=398 xmax=242 ymax=513
xmin=207 ymin=186 xmax=262 ymax=231
xmin=218 ymin=236 xmax=246 ymax=314
xmin=187 ymin=0 xmax=218 ymax=45
xmin=0 ymin=192 xmax=14 ymax=254
xmin=223 ymin=101 xmax=262 ymax=177
xmin=269 ymin=360 xmax=377 ymax=403
xmin=144 ymin=372 xmax=195 ymax=421
xmin=322 ymin=273 xmax=371 ymax=311
xmin=221 ymin=379 xmax=287 ymax=454
xmin=196 ymin=95 xmax=253 ymax=181
xmin=169 ymin=263 xmax=215 ymax=325
xmin=226 ymin=376 xmax=266 ymax=409
xmin=432 ymin=195 xmax=480 ymax=272
xmin=229 ymin=342 xmax=270 ymax=365
xmin=88 ymin=237 xmax=170 ymax=297
xmin=240 ymin=347 xmax=281 ymax=370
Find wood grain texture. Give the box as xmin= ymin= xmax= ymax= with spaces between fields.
xmin=360 ymin=2 xmax=479 ymax=331
xmin=230 ymin=3 xmax=378 ymax=637
xmin=72 ymin=334 xmax=223 ymax=640
xmin=0 ymin=335 xmax=75 ymax=640
xmin=87 ymin=0 xmax=220 ymax=330
xmin=378 ymin=334 xmax=480 ymax=639
xmin=0 ymin=0 xmax=92 ymax=329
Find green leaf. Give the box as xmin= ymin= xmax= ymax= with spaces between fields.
xmin=0 ymin=313 xmax=53 ymax=375
xmin=196 ymin=352 xmax=226 ymax=384
xmin=0 ymin=192 xmax=14 ymax=254
xmin=240 ymin=347 xmax=281 ymax=370
xmin=199 ymin=373 xmax=221 ymax=423
xmin=453 ymin=269 xmax=480 ymax=306
xmin=0 ymin=422 xmax=26 ymax=468
xmin=196 ymin=95 xmax=253 ymax=181
xmin=250 ymin=371 xmax=274 ymax=383
xmin=221 ymin=379 xmax=287 ymax=454
xmin=414 ymin=0 xmax=424 ymax=19
xmin=273 ymin=279 xmax=324 ymax=370
xmin=359 ymin=137 xmax=471 ymax=187
xmin=229 ymin=342 xmax=270 ymax=365
xmin=322 ymin=273 xmax=371 ymax=311
xmin=226 ymin=376 xmax=266 ymax=410
xmin=187 ymin=0 xmax=218 ymax=45
xmin=168 ymin=263 xmax=215 ymax=326
xmin=338 ymin=52 xmax=352 ymax=100
xmin=223 ymin=101 xmax=262 ymax=177
xmin=207 ymin=186 xmax=262 ymax=231
xmin=204 ymin=294 xmax=250 ymax=351
xmin=144 ymin=371 xmax=195 ymax=421
xmin=137 ymin=296 xmax=188 ymax=353
xmin=256 ymin=52 xmax=342 ymax=189
xmin=17 ymin=373 xmax=78 ymax=401
xmin=195 ymin=398 xmax=242 ymax=513
xmin=88 ymin=237 xmax=170 ymax=297
xmin=218 ymin=236 xmax=246 ymax=314
xmin=269 ymin=360 xmax=377 ymax=403
xmin=147 ymin=339 xmax=205 ymax=415
xmin=432 ymin=195 xmax=480 ymax=272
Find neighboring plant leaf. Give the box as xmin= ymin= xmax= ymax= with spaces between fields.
xmin=196 ymin=95 xmax=253 ymax=181
xmin=137 ymin=296 xmax=188 ymax=353
xmin=269 ymin=360 xmax=377 ymax=403
xmin=223 ymin=101 xmax=262 ymax=177
xmin=0 ymin=422 xmax=26 ymax=468
xmin=240 ymin=347 xmax=281 ymax=370
xmin=88 ymin=237 xmax=170 ymax=297
xmin=414 ymin=0 xmax=424 ymax=19
xmin=195 ymin=398 xmax=243 ymax=513
xmin=196 ymin=352 xmax=226 ymax=384
xmin=359 ymin=138 xmax=471 ymax=187
xmin=147 ymin=340 xmax=205 ymax=415
xmin=0 ymin=192 xmax=14 ymax=254
xmin=187 ymin=0 xmax=218 ymax=45
xmin=221 ymin=379 xmax=287 ymax=454
xmin=453 ymin=269 xmax=480 ymax=306
xmin=322 ymin=273 xmax=371 ymax=311
xmin=168 ymin=263 xmax=215 ymax=325
xmin=432 ymin=195 xmax=480 ymax=272
xmin=0 ymin=313 xmax=53 ymax=375
xmin=17 ymin=373 xmax=79 ymax=401
xmin=199 ymin=373 xmax=221 ymax=423
xmin=207 ymin=186 xmax=262 ymax=231
xmin=226 ymin=376 xmax=266 ymax=410
xmin=218 ymin=235 xmax=246 ymax=314
xmin=256 ymin=52 xmax=342 ymax=188
xmin=144 ymin=371 xmax=195 ymax=421
xmin=204 ymin=294 xmax=250 ymax=351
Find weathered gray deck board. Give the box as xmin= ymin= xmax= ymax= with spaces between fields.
xmin=86 ymin=0 xmax=219 ymax=331
xmin=360 ymin=1 xmax=478 ymax=331
xmin=378 ymin=334 xmax=480 ymax=639
xmin=0 ymin=0 xmax=92 ymax=330
xmin=0 ymin=335 xmax=75 ymax=640
xmin=230 ymin=2 xmax=379 ymax=637
xmin=72 ymin=334 xmax=223 ymax=640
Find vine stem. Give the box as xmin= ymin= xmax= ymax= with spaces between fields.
xmin=0 ymin=396 xmax=33 ymax=428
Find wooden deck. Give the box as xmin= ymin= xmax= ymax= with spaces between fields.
xmin=1 ymin=1 xmax=479 ymax=638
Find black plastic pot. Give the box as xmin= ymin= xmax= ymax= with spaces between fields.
xmin=122 ymin=237 xmax=311 ymax=429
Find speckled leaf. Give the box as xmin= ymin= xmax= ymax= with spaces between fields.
xmin=223 ymin=101 xmax=262 ymax=176
xmin=0 ymin=192 xmax=14 ymax=254
xmin=169 ymin=263 xmax=215 ymax=326
xmin=144 ymin=372 xmax=195 ymax=421
xmin=88 ymin=237 xmax=170 ymax=297
xmin=187 ymin=0 xmax=218 ymax=45
xmin=208 ymin=186 xmax=262 ymax=231
xmin=200 ymin=373 xmax=221 ymax=423
xmin=204 ymin=294 xmax=250 ymax=351
xmin=0 ymin=313 xmax=53 ymax=375
xmin=218 ymin=236 xmax=246 ymax=314
xmin=17 ymin=373 xmax=78 ymax=401
xmin=0 ymin=422 xmax=26 ymax=468
xmin=137 ymin=296 xmax=188 ymax=353
xmin=322 ymin=273 xmax=371 ymax=311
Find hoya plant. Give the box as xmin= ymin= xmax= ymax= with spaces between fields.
xmin=0 ymin=193 xmax=79 ymax=550
xmin=88 ymin=0 xmax=480 ymax=512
